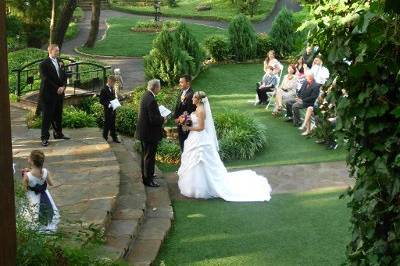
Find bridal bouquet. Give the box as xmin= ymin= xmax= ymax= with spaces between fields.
xmin=178 ymin=111 xmax=192 ymax=131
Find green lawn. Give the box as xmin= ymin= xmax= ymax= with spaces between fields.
xmin=156 ymin=188 xmax=350 ymax=265
xmin=192 ymin=63 xmax=345 ymax=169
xmin=78 ymin=17 xmax=227 ymax=57
xmin=111 ymin=0 xmax=277 ymax=22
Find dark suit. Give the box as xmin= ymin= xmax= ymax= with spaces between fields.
xmin=100 ymin=85 xmax=118 ymax=140
xmin=135 ymin=90 xmax=164 ymax=184
xmin=39 ymin=57 xmax=66 ymax=140
xmin=173 ymin=88 xmax=196 ymax=151
xmin=286 ymin=80 xmax=320 ymax=125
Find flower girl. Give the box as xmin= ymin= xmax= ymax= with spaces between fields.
xmin=22 ymin=150 xmax=60 ymax=232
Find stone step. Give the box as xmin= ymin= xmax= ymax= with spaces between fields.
xmin=126 ymin=177 xmax=173 ymax=265
xmin=78 ymin=0 xmax=109 ymax=10
xmin=101 ymin=139 xmax=147 ymax=260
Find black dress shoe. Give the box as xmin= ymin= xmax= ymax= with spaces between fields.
xmin=144 ymin=180 xmax=160 ymax=187
xmin=54 ymin=134 xmax=70 ymax=140
xmin=41 ymin=140 xmax=49 ymax=147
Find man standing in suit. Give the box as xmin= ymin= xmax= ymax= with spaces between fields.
xmin=286 ymin=72 xmax=321 ymax=127
xmin=39 ymin=44 xmax=69 ymax=147
xmin=174 ymin=75 xmax=196 ymax=151
xmin=100 ymin=75 xmax=120 ymax=143
xmin=135 ymin=79 xmax=166 ymax=187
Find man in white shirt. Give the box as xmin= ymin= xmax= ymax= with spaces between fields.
xmin=310 ymin=56 xmax=330 ymax=86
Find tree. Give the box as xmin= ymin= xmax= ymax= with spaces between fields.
xmin=144 ymin=29 xmax=193 ymax=86
xmin=174 ymin=23 xmax=204 ymax=76
xmin=300 ymin=0 xmax=400 ymax=264
xmin=228 ymin=14 xmax=257 ymax=61
xmin=84 ymin=0 xmax=101 ymax=48
xmin=269 ymin=8 xmax=296 ymax=57
xmin=49 ymin=0 xmax=57 ymax=44
xmin=52 ymin=0 xmax=77 ymax=49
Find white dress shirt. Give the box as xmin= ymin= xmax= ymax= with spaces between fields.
xmin=50 ymin=57 xmax=60 ymax=78
xmin=181 ymin=88 xmax=189 ymax=102
xmin=311 ymin=65 xmax=330 ymax=85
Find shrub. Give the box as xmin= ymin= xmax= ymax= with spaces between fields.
xmin=151 ymin=109 xmax=268 ymax=164
xmin=214 ymin=110 xmax=267 ymax=161
xmin=204 ymin=35 xmax=230 ymax=62
xmin=156 ymin=139 xmax=181 ymax=164
xmin=228 ymin=14 xmax=257 ymax=61
xmin=62 ymin=106 xmax=97 ymax=128
xmin=26 ymin=106 xmax=97 ymax=129
xmin=65 ymin=22 xmax=79 ymax=40
xmin=175 ymin=23 xmax=205 ymax=76
xmin=269 ymin=8 xmax=296 ymax=57
xmin=256 ymin=33 xmax=274 ymax=59
xmin=144 ymin=29 xmax=193 ymax=86
xmin=131 ymin=19 xmax=180 ymax=32
xmin=115 ymin=105 xmax=138 ymax=136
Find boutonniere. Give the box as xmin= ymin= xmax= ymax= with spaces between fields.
xmin=181 ymin=95 xmax=186 ymax=102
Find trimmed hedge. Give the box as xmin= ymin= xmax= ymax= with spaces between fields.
xmin=204 ymin=35 xmax=230 ymax=62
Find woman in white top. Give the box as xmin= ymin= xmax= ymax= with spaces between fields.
xmin=22 ymin=150 xmax=60 ymax=232
xmin=264 ymin=50 xmax=283 ymax=73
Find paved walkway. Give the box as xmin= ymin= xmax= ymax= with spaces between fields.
xmin=62 ymin=0 xmax=301 ymax=89
xmin=11 ymin=106 xmax=120 ymax=238
xmin=165 ymin=161 xmax=353 ymax=200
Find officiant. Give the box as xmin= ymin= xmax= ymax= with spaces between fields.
xmin=174 ymin=75 xmax=196 ymax=151
xmin=100 ymin=75 xmax=120 ymax=143
xmin=135 ymin=79 xmax=166 ymax=187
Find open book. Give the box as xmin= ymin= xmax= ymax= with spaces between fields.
xmin=159 ymin=105 xmax=172 ymax=118
xmin=110 ymin=98 xmax=121 ymax=111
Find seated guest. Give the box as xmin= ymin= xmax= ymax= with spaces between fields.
xmin=264 ymin=50 xmax=283 ymax=73
xmin=286 ymin=72 xmax=320 ymax=127
xmin=256 ymin=66 xmax=278 ymax=105
xmin=302 ymin=46 xmax=317 ymax=68
xmin=299 ymin=92 xmax=325 ymax=136
xmin=307 ymin=55 xmax=330 ymax=86
xmin=272 ymin=64 xmax=298 ymax=115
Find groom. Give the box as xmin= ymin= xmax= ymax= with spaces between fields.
xmin=174 ymin=74 xmax=196 ymax=151
xmin=135 ymin=79 xmax=166 ymax=187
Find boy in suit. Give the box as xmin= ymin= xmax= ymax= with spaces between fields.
xmin=100 ymin=75 xmax=120 ymax=143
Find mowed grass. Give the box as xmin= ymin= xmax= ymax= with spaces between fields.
xmin=111 ymin=0 xmax=277 ymax=22
xmin=192 ymin=63 xmax=346 ymax=169
xmin=78 ymin=16 xmax=227 ymax=57
xmin=156 ymin=188 xmax=350 ymax=265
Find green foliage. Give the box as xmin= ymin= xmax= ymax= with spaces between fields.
xmin=269 ymin=8 xmax=296 ymax=57
xmin=131 ymin=19 xmax=180 ymax=32
xmin=156 ymin=139 xmax=181 ymax=164
xmin=62 ymin=106 xmax=97 ymax=128
xmin=65 ymin=22 xmax=79 ymax=41
xmin=8 ymin=48 xmax=47 ymax=94
xmin=7 ymin=0 xmax=51 ymax=47
xmin=72 ymin=7 xmax=84 ymax=22
xmin=228 ymin=14 xmax=257 ymax=61
xmin=204 ymin=35 xmax=230 ymax=62
xmin=144 ymin=28 xmax=194 ymax=86
xmin=302 ymin=0 xmax=400 ymax=264
xmin=174 ymin=23 xmax=205 ymax=76
xmin=115 ymin=105 xmax=138 ymax=137
xmin=256 ymin=33 xmax=274 ymax=59
xmin=214 ymin=110 xmax=268 ymax=161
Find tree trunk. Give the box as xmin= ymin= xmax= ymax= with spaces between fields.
xmin=53 ymin=0 xmax=78 ymax=50
xmin=84 ymin=0 xmax=101 ymax=48
xmin=0 ymin=1 xmax=17 ymax=265
xmin=49 ymin=0 xmax=58 ymax=44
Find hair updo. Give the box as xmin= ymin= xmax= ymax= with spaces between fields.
xmin=30 ymin=150 xmax=45 ymax=168
xmin=194 ymin=91 xmax=207 ymax=103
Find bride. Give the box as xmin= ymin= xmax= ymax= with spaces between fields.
xmin=178 ymin=91 xmax=272 ymax=202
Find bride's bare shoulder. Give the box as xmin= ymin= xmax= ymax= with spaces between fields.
xmin=196 ymin=105 xmax=206 ymax=118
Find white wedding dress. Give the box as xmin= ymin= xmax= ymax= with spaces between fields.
xmin=178 ymin=98 xmax=272 ymax=202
